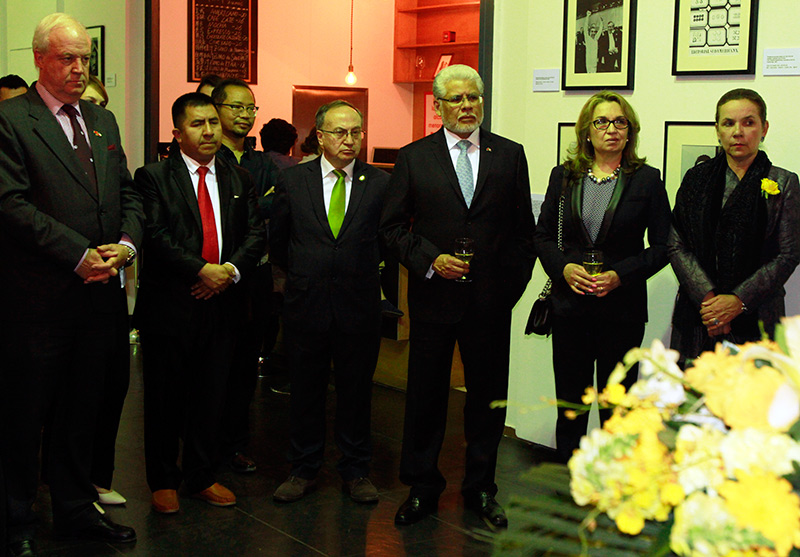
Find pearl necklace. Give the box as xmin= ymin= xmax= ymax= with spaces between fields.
xmin=587 ymin=165 xmax=621 ymax=185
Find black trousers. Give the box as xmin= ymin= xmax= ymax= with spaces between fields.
xmin=400 ymin=312 xmax=511 ymax=501
xmin=284 ymin=323 xmax=380 ymax=481
xmin=141 ymin=318 xmax=233 ymax=494
xmin=1 ymin=311 xmax=121 ymax=541
xmin=551 ymin=316 xmax=644 ymax=463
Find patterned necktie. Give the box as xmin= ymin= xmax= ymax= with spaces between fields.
xmin=197 ymin=166 xmax=219 ymax=264
xmin=61 ymin=104 xmax=98 ymax=194
xmin=329 ymin=169 xmax=346 ymax=238
xmin=456 ymin=139 xmax=474 ymax=208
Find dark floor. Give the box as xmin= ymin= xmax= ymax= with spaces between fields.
xmin=27 ymin=345 xmax=551 ymax=556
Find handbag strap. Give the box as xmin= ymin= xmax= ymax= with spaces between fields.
xmin=538 ymin=194 xmax=565 ymax=299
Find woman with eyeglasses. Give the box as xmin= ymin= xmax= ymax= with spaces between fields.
xmin=669 ymin=89 xmax=800 ymax=369
xmin=533 ymin=90 xmax=671 ymax=463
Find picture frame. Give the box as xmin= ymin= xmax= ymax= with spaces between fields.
xmin=435 ymin=54 xmax=453 ymax=76
xmin=557 ymin=122 xmax=576 ymax=165
xmin=672 ymin=0 xmax=758 ymax=75
xmin=662 ymin=121 xmax=719 ymax=204
xmin=562 ymin=0 xmax=636 ymax=90
xmin=86 ymin=26 xmax=105 ymax=82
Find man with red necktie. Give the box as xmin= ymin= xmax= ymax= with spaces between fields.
xmin=133 ymin=92 xmax=265 ymax=515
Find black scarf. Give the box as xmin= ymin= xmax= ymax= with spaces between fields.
xmin=673 ymin=150 xmax=770 ymax=295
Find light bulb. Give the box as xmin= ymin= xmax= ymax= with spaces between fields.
xmin=345 ymin=65 xmax=357 ymax=85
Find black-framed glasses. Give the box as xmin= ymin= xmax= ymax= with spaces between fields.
xmin=319 ymin=128 xmax=366 ymax=141
xmin=592 ymin=117 xmax=629 ymax=130
xmin=436 ymin=94 xmax=483 ymax=106
xmin=216 ymin=103 xmax=259 ymax=116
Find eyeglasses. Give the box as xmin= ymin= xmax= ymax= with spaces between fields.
xmin=319 ymin=128 xmax=366 ymax=141
xmin=437 ymin=94 xmax=483 ymax=106
xmin=217 ymin=103 xmax=259 ymax=116
xmin=592 ymin=117 xmax=629 ymax=130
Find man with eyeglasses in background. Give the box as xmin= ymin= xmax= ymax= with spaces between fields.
xmin=380 ymin=65 xmax=536 ymax=528
xmin=269 ymin=100 xmax=389 ymax=504
xmin=210 ymin=79 xmax=282 ymax=475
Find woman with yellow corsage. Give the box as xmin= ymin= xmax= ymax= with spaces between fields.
xmin=669 ymin=88 xmax=800 ymax=368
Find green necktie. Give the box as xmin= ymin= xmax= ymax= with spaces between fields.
xmin=329 ymin=169 xmax=346 ymax=238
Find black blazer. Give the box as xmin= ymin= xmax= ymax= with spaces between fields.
xmin=380 ymin=127 xmax=536 ymax=323
xmin=0 ymin=84 xmax=143 ymax=321
xmin=270 ymin=157 xmax=389 ymax=334
xmin=534 ymin=164 xmax=671 ymax=323
xmin=133 ymin=153 xmax=265 ymax=335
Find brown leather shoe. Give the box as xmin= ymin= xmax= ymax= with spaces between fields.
xmin=273 ymin=476 xmax=316 ymax=503
xmin=230 ymin=452 xmax=257 ymax=473
xmin=191 ymin=483 xmax=236 ymax=507
xmin=152 ymin=489 xmax=179 ymax=514
xmin=344 ymin=477 xmax=378 ymax=503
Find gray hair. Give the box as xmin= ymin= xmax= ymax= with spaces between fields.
xmin=315 ymin=100 xmax=363 ymax=130
xmin=432 ymin=64 xmax=484 ymax=99
xmin=32 ymin=13 xmax=87 ymax=53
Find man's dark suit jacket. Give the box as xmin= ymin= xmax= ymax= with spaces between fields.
xmin=133 ymin=153 xmax=265 ymax=333
xmin=380 ymin=127 xmax=536 ymax=321
xmin=533 ymin=164 xmax=671 ymax=323
xmin=0 ymin=84 xmax=143 ymax=320
xmin=270 ymin=157 xmax=390 ymax=333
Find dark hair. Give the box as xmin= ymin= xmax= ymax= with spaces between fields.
xmin=314 ymin=100 xmax=363 ymax=130
xmin=565 ymin=90 xmax=646 ymax=175
xmin=196 ymin=74 xmax=222 ymax=93
xmin=715 ymin=88 xmax=767 ymax=124
xmin=210 ymin=78 xmax=252 ymax=104
xmin=260 ymin=119 xmax=298 ymax=155
xmin=300 ymin=126 xmax=320 ymax=155
xmin=172 ymin=92 xmax=216 ymax=127
xmin=0 ymin=74 xmax=28 ymax=90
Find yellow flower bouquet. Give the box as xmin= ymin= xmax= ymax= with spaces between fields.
xmin=495 ymin=315 xmax=800 ymax=556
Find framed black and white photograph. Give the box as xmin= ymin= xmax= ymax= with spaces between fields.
xmin=663 ymin=121 xmax=719 ymax=204
xmin=86 ymin=25 xmax=105 ymax=82
xmin=557 ymin=122 xmax=576 ymax=165
xmin=562 ymin=0 xmax=636 ymax=90
xmin=672 ymin=0 xmax=758 ymax=75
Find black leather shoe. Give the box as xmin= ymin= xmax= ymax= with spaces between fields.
xmin=465 ymin=491 xmax=508 ymax=528
xmin=394 ymin=496 xmax=436 ymax=525
xmin=7 ymin=539 xmax=36 ymax=557
xmin=66 ymin=515 xmax=136 ymax=543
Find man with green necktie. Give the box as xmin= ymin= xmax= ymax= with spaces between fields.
xmin=269 ymin=100 xmax=389 ymax=504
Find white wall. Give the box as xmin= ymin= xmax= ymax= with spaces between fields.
xmin=494 ymin=1 xmax=800 ymax=446
xmin=158 ymin=0 xmax=414 ymax=154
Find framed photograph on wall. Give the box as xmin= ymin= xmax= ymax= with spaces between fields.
xmin=562 ymin=0 xmax=636 ymax=90
xmin=86 ymin=26 xmax=105 ymax=82
xmin=557 ymin=122 xmax=576 ymax=165
xmin=663 ymin=121 xmax=719 ymax=205
xmin=672 ymin=0 xmax=758 ymax=75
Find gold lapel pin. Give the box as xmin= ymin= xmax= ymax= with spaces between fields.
xmin=359 ymin=175 xmax=366 ymax=181
xmin=485 ymin=147 xmax=492 ymax=152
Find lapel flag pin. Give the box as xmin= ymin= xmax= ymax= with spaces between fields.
xmin=93 ymin=130 xmax=102 ymax=137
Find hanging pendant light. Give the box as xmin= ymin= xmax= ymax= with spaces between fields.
xmin=344 ymin=0 xmax=357 ymax=85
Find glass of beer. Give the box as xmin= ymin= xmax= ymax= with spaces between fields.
xmin=453 ymin=238 xmax=474 ymax=283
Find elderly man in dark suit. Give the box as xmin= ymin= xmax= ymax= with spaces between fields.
xmin=380 ymin=64 xmax=536 ymax=528
xmin=270 ymin=100 xmax=389 ymax=504
xmin=133 ymin=92 xmax=265 ymax=515
xmin=0 ymin=13 xmax=142 ymax=555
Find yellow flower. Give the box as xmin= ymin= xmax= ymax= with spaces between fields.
xmin=615 ymin=506 xmax=645 ymax=535
xmin=581 ymin=387 xmax=597 ymax=405
xmin=719 ymin=470 xmax=800 ymax=556
xmin=604 ymin=383 xmax=627 ymax=405
xmin=762 ymin=177 xmax=780 ymax=198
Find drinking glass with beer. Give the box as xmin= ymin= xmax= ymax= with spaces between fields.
xmin=453 ymin=238 xmax=474 ymax=283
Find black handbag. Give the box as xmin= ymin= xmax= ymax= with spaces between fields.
xmin=525 ymin=194 xmax=565 ymax=336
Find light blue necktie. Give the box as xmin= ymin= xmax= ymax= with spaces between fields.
xmin=456 ymin=139 xmax=474 ymax=208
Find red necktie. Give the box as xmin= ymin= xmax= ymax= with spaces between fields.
xmin=197 ymin=166 xmax=219 ymax=264
xmin=61 ymin=104 xmax=98 ymax=195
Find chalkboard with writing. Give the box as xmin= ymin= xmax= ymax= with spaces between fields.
xmin=189 ymin=0 xmax=257 ymax=83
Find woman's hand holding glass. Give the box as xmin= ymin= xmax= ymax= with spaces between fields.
xmin=564 ymin=263 xmax=620 ymax=296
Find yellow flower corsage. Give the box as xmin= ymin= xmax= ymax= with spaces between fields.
xmin=761 ymin=178 xmax=780 ymax=199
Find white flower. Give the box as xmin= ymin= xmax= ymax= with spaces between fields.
xmin=769 ymin=382 xmax=800 ymax=430
xmin=627 ymin=339 xmax=686 ymax=406
xmin=719 ymin=428 xmax=800 ymax=478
